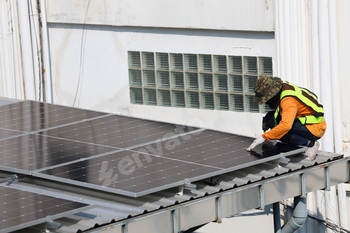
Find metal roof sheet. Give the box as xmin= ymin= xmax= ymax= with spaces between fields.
xmin=4 ymin=150 xmax=344 ymax=233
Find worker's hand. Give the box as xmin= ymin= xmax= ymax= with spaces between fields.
xmin=246 ymin=135 xmax=265 ymax=151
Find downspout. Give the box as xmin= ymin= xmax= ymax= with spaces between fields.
xmin=281 ymin=196 xmax=308 ymax=233
xmin=28 ymin=0 xmax=41 ymax=101
xmin=39 ymin=0 xmax=53 ymax=103
xmin=17 ymin=0 xmax=36 ymax=100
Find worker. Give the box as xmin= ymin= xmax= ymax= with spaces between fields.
xmin=246 ymin=76 xmax=326 ymax=160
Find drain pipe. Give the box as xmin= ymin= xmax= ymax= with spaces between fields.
xmin=39 ymin=0 xmax=53 ymax=103
xmin=281 ymin=196 xmax=308 ymax=233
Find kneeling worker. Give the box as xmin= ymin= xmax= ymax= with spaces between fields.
xmin=246 ymin=76 xmax=326 ymax=160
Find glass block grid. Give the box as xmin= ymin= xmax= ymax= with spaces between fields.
xmin=128 ymin=51 xmax=273 ymax=113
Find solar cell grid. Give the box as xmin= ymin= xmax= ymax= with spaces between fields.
xmin=0 ymin=185 xmax=89 ymax=233
xmin=37 ymin=149 xmax=220 ymax=196
xmin=0 ymin=100 xmax=306 ymax=198
xmin=36 ymin=130 xmax=304 ymax=197
xmin=39 ymin=114 xmax=198 ymax=148
xmin=0 ymin=100 xmax=108 ymax=132
xmin=133 ymin=130 xmax=257 ymax=169
xmin=0 ymin=134 xmax=118 ymax=174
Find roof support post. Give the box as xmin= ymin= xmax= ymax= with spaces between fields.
xmin=122 ymin=224 xmax=128 ymax=233
xmin=281 ymin=195 xmax=307 ymax=233
xmin=273 ymin=202 xmax=282 ymax=233
xmin=325 ymin=165 xmax=331 ymax=191
xmin=172 ymin=209 xmax=179 ymax=233
xmin=215 ymin=196 xmax=222 ymax=223
xmin=259 ymin=184 xmax=265 ymax=210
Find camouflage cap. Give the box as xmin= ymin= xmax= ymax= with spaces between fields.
xmin=253 ymin=76 xmax=282 ymax=105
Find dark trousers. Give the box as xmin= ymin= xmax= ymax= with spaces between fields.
xmin=264 ymin=111 xmax=320 ymax=147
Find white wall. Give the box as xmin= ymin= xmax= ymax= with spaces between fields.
xmin=46 ymin=0 xmax=274 ymax=31
xmin=194 ymin=207 xmax=274 ymax=233
xmin=48 ymin=24 xmax=275 ymax=137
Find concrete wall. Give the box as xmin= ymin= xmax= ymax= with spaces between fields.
xmin=46 ymin=0 xmax=274 ymax=31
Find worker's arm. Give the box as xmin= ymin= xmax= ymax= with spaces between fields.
xmin=262 ymin=97 xmax=298 ymax=141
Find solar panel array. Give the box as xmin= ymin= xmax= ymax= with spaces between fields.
xmin=0 ymin=100 xmax=305 ymax=197
xmin=0 ymin=185 xmax=89 ymax=233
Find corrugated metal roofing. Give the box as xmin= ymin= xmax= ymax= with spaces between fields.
xmin=6 ymin=150 xmax=344 ymax=233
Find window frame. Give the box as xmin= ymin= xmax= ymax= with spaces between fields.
xmin=128 ymin=51 xmax=273 ymax=113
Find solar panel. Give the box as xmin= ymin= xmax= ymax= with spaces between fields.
xmin=38 ymin=114 xmax=199 ymax=149
xmin=35 ymin=149 xmax=219 ymax=197
xmin=0 ymin=134 xmax=118 ymax=174
xmin=132 ymin=130 xmax=303 ymax=169
xmin=35 ymin=130 xmax=305 ymax=197
xmin=0 ymin=100 xmax=108 ymax=133
xmin=0 ymin=185 xmax=89 ymax=233
xmin=0 ymin=100 xmax=306 ymax=197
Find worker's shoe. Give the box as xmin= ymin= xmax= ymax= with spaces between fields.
xmin=304 ymin=141 xmax=320 ymax=161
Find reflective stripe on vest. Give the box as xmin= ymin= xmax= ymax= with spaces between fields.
xmin=274 ymin=81 xmax=325 ymax=125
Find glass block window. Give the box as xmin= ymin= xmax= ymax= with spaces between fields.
xmin=186 ymin=91 xmax=199 ymax=109
xmin=128 ymin=51 xmax=273 ymax=112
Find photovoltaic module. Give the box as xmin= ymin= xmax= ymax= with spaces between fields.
xmin=0 ymin=100 xmax=305 ymax=197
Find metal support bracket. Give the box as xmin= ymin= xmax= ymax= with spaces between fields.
xmin=45 ymin=221 xmax=61 ymax=230
xmin=300 ymin=173 xmax=306 ymax=198
xmin=178 ymin=179 xmax=196 ymax=195
xmin=0 ymin=174 xmax=18 ymax=184
xmin=44 ymin=216 xmax=61 ymax=230
xmin=12 ymin=174 xmax=18 ymax=183
xmin=278 ymin=157 xmax=290 ymax=165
